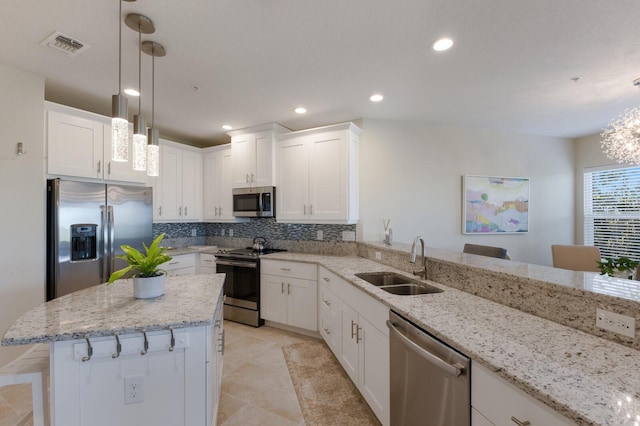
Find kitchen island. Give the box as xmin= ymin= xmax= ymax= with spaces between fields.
xmin=1 ymin=274 xmax=225 ymax=426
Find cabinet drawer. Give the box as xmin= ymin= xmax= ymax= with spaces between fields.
xmin=261 ymin=259 xmax=317 ymax=280
xmin=319 ymin=280 xmax=340 ymax=316
xmin=318 ymin=267 xmax=343 ymax=293
xmin=165 ymin=254 xmax=196 ymax=271
xmin=472 ymin=362 xmax=575 ymax=426
xmin=200 ymin=253 xmax=217 ymax=267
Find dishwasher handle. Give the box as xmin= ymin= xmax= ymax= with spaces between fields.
xmin=386 ymin=320 xmax=465 ymax=377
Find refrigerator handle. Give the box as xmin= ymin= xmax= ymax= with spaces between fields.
xmin=100 ymin=205 xmax=108 ymax=283
xmin=108 ymin=206 xmax=115 ymax=277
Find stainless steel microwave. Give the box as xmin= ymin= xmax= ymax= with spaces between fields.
xmin=232 ymin=186 xmax=275 ymax=218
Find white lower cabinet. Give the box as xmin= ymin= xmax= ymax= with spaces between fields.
xmin=472 ymin=362 xmax=576 ymax=426
xmin=260 ymin=260 xmax=318 ymax=331
xmin=198 ymin=253 xmax=217 ymax=274
xmin=164 ymin=254 xmax=196 ymax=277
xmin=318 ymin=266 xmax=390 ymax=426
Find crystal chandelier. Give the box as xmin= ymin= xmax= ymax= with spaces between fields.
xmin=601 ymin=79 xmax=640 ymax=165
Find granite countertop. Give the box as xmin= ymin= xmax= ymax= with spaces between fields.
xmin=1 ymin=274 xmax=225 ymax=345
xmin=262 ymin=251 xmax=640 ymax=426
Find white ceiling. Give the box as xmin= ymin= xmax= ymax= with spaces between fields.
xmin=3 ymin=0 xmax=640 ymax=147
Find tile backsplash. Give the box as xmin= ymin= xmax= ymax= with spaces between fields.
xmin=154 ymin=218 xmax=356 ymax=248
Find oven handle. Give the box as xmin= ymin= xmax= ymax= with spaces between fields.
xmin=386 ymin=320 xmax=464 ymax=377
xmin=215 ymin=259 xmax=258 ymax=268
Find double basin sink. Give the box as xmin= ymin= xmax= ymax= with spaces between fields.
xmin=354 ymin=272 xmax=443 ymax=296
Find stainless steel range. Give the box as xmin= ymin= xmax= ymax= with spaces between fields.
xmin=215 ymin=247 xmax=286 ymax=327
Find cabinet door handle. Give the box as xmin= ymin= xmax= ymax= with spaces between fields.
xmin=323 ymin=277 xmax=330 ymax=282
xmin=310 ymin=204 xmax=313 ymax=215
xmin=246 ymin=173 xmax=250 ymax=183
xmin=280 ymin=267 xmax=291 ymax=272
xmin=351 ymin=320 xmax=357 ymax=339
xmin=287 ymin=283 xmax=291 ymax=295
xmin=510 ymin=417 xmax=531 ymax=426
xmin=323 ymin=298 xmax=331 ymax=306
xmin=158 ymin=206 xmax=162 ymax=216
xmin=356 ymin=325 xmax=362 ymax=343
xmin=304 ymin=204 xmax=307 ymax=215
xmin=179 ymin=206 xmax=182 ymax=216
xmin=323 ymin=327 xmax=331 ymax=335
xmin=185 ymin=206 xmax=188 ymax=216
xmin=281 ymin=282 xmax=284 ymax=294
xmin=215 ymin=207 xmax=219 ymax=216
xmin=107 ymin=161 xmax=111 ymax=175
xmin=96 ymin=160 xmax=101 ymax=173
xmin=251 ymin=173 xmax=255 ymax=182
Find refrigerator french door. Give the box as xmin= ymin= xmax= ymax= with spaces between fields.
xmin=46 ymin=179 xmax=153 ymax=300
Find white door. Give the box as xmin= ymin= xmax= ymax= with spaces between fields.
xmin=260 ymin=275 xmax=287 ymax=323
xmin=160 ymin=145 xmax=182 ymax=220
xmin=180 ymin=150 xmax=201 ymax=220
xmin=339 ymin=303 xmax=360 ymax=385
xmin=219 ymin=149 xmax=235 ymax=220
xmin=287 ymin=278 xmax=317 ymax=331
xmin=231 ymin=135 xmax=253 ymax=188
xmin=277 ymin=138 xmax=308 ymax=220
xmin=254 ymin=133 xmax=274 ymax=187
xmin=103 ymin=123 xmax=146 ymax=184
xmin=203 ymin=152 xmax=221 ymax=220
xmin=308 ymin=132 xmax=347 ymax=221
xmin=47 ymin=110 xmax=103 ymax=179
xmin=359 ymin=316 xmax=390 ymax=425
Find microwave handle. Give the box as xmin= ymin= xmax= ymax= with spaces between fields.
xmin=259 ymin=193 xmax=264 ymax=213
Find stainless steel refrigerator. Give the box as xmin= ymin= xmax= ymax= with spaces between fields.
xmin=46 ymin=179 xmax=153 ymax=300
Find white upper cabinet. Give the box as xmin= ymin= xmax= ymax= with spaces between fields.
xmin=276 ymin=122 xmax=360 ymax=224
xmin=155 ymin=140 xmax=202 ymax=222
xmin=203 ymin=144 xmax=244 ymax=222
xmin=229 ymin=123 xmax=290 ymax=188
xmin=46 ymin=102 xmax=146 ymax=184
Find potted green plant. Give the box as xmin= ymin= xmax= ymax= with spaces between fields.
xmin=596 ymin=256 xmax=639 ymax=279
xmin=108 ymin=233 xmax=172 ymax=298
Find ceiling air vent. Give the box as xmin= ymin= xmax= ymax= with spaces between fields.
xmin=41 ymin=31 xmax=89 ymax=57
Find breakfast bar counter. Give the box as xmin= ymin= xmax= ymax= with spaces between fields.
xmin=1 ymin=274 xmax=226 ymax=426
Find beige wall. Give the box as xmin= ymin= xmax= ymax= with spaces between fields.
xmin=358 ymin=118 xmax=575 ymax=266
xmin=0 ymin=64 xmax=45 ymax=366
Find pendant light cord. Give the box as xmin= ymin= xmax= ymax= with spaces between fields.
xmin=118 ymin=0 xmax=122 ymax=95
xmin=138 ymin=26 xmax=142 ymax=114
xmin=151 ymin=48 xmax=155 ymax=129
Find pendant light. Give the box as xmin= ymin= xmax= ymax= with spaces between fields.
xmin=601 ymin=78 xmax=640 ymax=165
xmin=111 ymin=0 xmax=136 ymax=162
xmin=142 ymin=41 xmax=166 ymax=177
xmin=125 ymin=13 xmax=155 ymax=171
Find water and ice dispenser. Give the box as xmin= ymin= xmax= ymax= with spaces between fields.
xmin=70 ymin=224 xmax=97 ymax=261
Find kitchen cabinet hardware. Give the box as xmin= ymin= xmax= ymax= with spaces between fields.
xmin=310 ymin=204 xmax=313 ymax=215
xmin=323 ymin=276 xmax=330 ymax=282
xmin=96 ymin=160 xmax=101 ymax=173
xmin=178 ymin=206 xmax=182 ymax=216
xmin=158 ymin=206 xmax=162 ymax=216
xmin=323 ymin=327 xmax=331 ymax=335
xmin=304 ymin=204 xmax=307 ymax=215
xmin=169 ymin=327 xmax=175 ymax=352
xmin=185 ymin=206 xmax=188 ymax=216
xmin=281 ymin=282 xmax=284 ymax=294
xmin=81 ymin=335 xmax=93 ymax=362
xmin=511 ymin=417 xmax=531 ymax=426
xmin=322 ymin=298 xmax=331 ymax=306
xmin=140 ymin=329 xmax=149 ymax=355
xmin=111 ymin=332 xmax=121 ymax=359
xmin=351 ymin=320 xmax=358 ymax=339
xmin=107 ymin=162 xmax=111 ymax=175
xmin=218 ymin=330 xmax=225 ymax=354
xmin=356 ymin=324 xmax=362 ymax=343
xmin=280 ymin=267 xmax=291 ymax=272
xmin=287 ymin=283 xmax=291 ymax=295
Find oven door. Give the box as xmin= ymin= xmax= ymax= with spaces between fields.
xmin=215 ymin=258 xmax=259 ymax=310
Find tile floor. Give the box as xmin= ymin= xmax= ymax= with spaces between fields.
xmin=0 ymin=321 xmax=323 ymax=426
xmin=217 ymin=321 xmax=321 ymax=426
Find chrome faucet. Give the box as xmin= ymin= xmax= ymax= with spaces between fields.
xmin=410 ymin=236 xmax=428 ymax=280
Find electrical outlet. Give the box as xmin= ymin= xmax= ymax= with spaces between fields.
xmin=229 ymin=229 xmax=234 ymax=237
xmin=191 ymin=228 xmax=197 ymax=237
xmin=221 ymin=229 xmax=225 ymax=236
xmin=317 ymin=230 xmax=323 ymax=240
xmin=342 ymin=230 xmax=356 ymax=241
xmin=124 ymin=376 xmax=144 ymax=404
xmin=375 ymin=251 xmax=382 ymax=260
xmin=596 ymin=309 xmax=635 ymax=338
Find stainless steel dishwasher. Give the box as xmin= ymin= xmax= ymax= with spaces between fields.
xmin=387 ymin=310 xmax=470 ymax=425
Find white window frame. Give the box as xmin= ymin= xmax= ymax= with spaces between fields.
xmin=584 ymin=164 xmax=640 ymax=261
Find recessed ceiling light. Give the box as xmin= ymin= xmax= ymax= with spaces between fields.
xmin=370 ymin=94 xmax=384 ymax=102
xmin=222 ymin=124 xmax=233 ymax=130
xmin=294 ymin=107 xmax=307 ymax=114
xmin=433 ymin=38 xmax=454 ymax=52
xmin=124 ymin=88 xmax=140 ymax=97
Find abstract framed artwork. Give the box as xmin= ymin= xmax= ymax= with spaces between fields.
xmin=463 ymin=175 xmax=529 ymax=234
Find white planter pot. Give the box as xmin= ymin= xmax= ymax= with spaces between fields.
xmin=133 ymin=274 xmax=166 ymax=299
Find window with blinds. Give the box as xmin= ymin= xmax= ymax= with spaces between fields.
xmin=584 ymin=165 xmax=640 ymax=261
